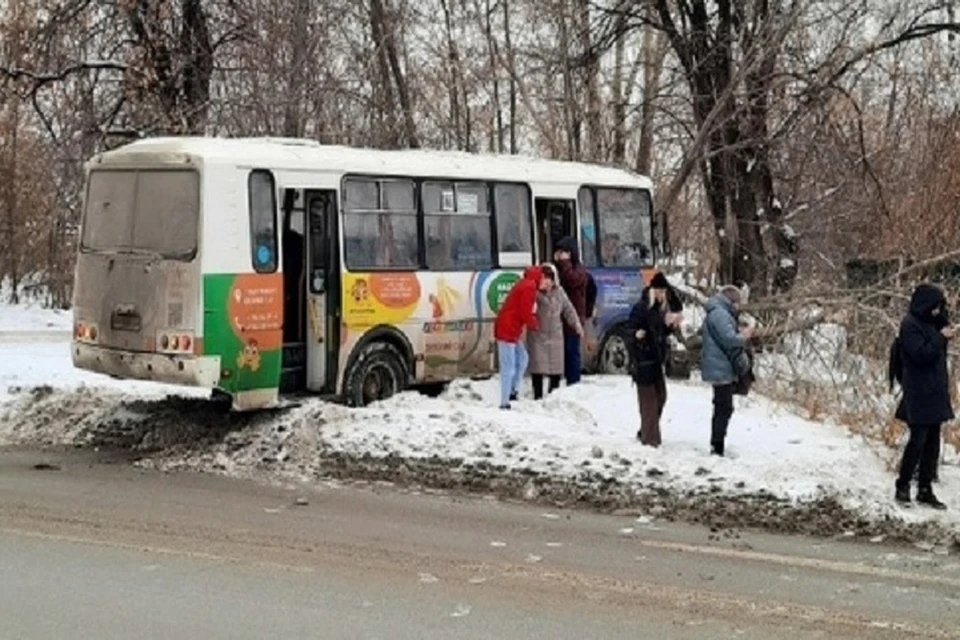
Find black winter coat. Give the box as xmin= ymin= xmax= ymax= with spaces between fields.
xmin=625 ymin=286 xmax=682 ymax=385
xmin=895 ymin=284 xmax=955 ymax=425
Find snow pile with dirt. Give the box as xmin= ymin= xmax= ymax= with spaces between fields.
xmin=0 ymin=301 xmax=957 ymax=546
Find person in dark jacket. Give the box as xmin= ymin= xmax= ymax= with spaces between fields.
xmin=554 ymin=237 xmax=589 ymax=386
xmin=894 ymin=283 xmax=953 ymax=509
xmin=699 ymin=285 xmax=753 ymax=456
xmin=494 ymin=266 xmax=547 ymax=409
xmin=625 ymin=272 xmax=683 ymax=446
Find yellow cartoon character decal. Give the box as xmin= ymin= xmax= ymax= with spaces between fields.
xmin=236 ymin=338 xmax=262 ymax=372
xmin=350 ymin=278 xmax=369 ymax=303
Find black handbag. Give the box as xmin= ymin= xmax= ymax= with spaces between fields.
xmin=733 ymin=358 xmax=755 ymax=396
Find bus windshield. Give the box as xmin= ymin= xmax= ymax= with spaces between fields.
xmin=82 ymin=169 xmax=200 ymax=260
xmin=594 ymin=187 xmax=653 ymax=267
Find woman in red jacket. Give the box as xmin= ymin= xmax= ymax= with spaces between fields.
xmin=494 ymin=266 xmax=547 ymax=409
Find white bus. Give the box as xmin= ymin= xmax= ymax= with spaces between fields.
xmin=72 ymin=137 xmax=656 ymax=410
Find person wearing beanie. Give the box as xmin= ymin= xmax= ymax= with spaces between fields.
xmin=699 ymin=284 xmax=753 ymax=456
xmin=625 ymin=271 xmax=683 ymax=446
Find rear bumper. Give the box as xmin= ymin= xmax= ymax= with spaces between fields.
xmin=72 ymin=342 xmax=220 ymax=388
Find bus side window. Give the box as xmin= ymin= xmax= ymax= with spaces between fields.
xmin=343 ymin=177 xmax=419 ymax=270
xmin=494 ymin=183 xmax=532 ymax=255
xmin=423 ymin=181 xmax=493 ymax=270
xmin=249 ymin=170 xmax=278 ymax=273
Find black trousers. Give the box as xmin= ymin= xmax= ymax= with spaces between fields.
xmin=532 ymin=374 xmax=561 ymax=400
xmin=897 ymin=423 xmax=942 ymax=491
xmin=711 ymin=383 xmax=735 ymax=454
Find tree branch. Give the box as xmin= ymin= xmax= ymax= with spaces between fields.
xmin=1 ymin=61 xmax=127 ymax=97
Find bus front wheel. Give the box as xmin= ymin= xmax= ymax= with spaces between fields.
xmin=344 ymin=342 xmax=409 ymax=407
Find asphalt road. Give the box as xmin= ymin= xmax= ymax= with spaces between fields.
xmin=1 ymin=448 xmax=959 ymax=639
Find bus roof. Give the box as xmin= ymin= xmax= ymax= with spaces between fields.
xmin=92 ymin=137 xmax=653 ymax=190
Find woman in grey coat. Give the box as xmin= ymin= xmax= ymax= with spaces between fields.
xmin=700 ymin=285 xmax=754 ymax=456
xmin=527 ymin=264 xmax=583 ymax=399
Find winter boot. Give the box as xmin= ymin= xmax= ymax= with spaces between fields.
xmin=895 ymin=485 xmax=911 ymax=505
xmin=710 ymin=443 xmax=724 ymax=457
xmin=917 ymin=488 xmax=947 ymax=510
xmin=509 ymin=392 xmax=519 ymax=403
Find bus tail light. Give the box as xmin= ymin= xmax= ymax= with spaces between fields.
xmin=75 ymin=322 xmax=99 ymax=343
xmin=157 ymin=330 xmax=195 ymax=354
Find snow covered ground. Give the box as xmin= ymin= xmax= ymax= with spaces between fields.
xmin=0 ymin=302 xmax=957 ymax=545
xmin=0 ymin=304 xmax=203 ymax=404
xmin=0 ymin=300 xmax=72 ymax=334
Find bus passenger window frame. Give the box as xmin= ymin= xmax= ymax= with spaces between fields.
xmin=492 ymin=182 xmax=534 ymax=260
xmin=422 ymin=179 xmax=495 ymax=272
xmin=341 ymin=175 xmax=420 ymax=272
xmin=248 ymin=169 xmax=279 ymax=274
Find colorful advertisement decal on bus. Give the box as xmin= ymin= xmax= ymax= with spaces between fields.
xmin=203 ymin=273 xmax=283 ymax=392
xmin=342 ymin=273 xmax=421 ymax=326
xmin=339 ymin=269 xmax=524 ymax=372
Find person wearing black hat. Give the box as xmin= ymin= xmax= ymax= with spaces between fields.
xmin=625 ymin=271 xmax=683 ymax=446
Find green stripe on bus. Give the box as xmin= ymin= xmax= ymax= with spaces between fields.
xmin=203 ymin=273 xmax=283 ymax=393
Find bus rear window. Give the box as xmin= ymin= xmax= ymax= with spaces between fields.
xmin=82 ymin=169 xmax=200 ymax=260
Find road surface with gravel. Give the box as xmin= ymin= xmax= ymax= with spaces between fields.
xmin=1 ymin=448 xmax=958 ymax=639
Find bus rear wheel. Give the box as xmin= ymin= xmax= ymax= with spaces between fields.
xmin=344 ymin=342 xmax=409 ymax=407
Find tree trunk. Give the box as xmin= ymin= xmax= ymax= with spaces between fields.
xmin=180 ymin=0 xmax=213 ymax=134
xmin=283 ymin=0 xmax=311 ymax=138
xmin=376 ymin=0 xmax=418 ymax=148
xmin=503 ymin=0 xmax=517 ymax=154
xmin=635 ymin=18 xmax=664 ymax=175
xmin=484 ymin=0 xmax=504 ymax=152
xmin=611 ymin=11 xmax=627 ymax=165
xmin=652 ymin=0 xmax=797 ymax=294
xmin=558 ymin=2 xmax=579 ymax=160
xmin=440 ymin=0 xmax=464 ymax=148
xmin=578 ymin=0 xmax=601 ymax=161
xmin=370 ymin=0 xmax=398 ymax=146
xmin=3 ymin=0 xmax=23 ymax=304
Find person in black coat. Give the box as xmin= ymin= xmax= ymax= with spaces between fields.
xmin=894 ymin=283 xmax=954 ymax=509
xmin=625 ymin=272 xmax=683 ymax=446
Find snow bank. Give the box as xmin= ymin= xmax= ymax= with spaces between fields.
xmin=307 ymin=377 xmax=947 ymax=522
xmin=0 ymin=313 xmax=956 ymax=544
